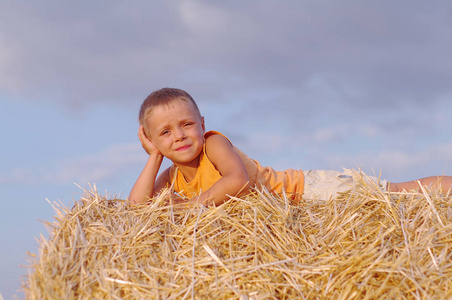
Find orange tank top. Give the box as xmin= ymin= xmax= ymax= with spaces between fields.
xmin=169 ymin=131 xmax=304 ymax=203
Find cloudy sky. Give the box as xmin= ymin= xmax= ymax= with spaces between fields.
xmin=1 ymin=1 xmax=452 ymax=297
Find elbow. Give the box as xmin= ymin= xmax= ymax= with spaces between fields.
xmin=128 ymin=187 xmax=153 ymax=205
xmin=128 ymin=191 xmax=146 ymax=206
xmin=236 ymin=172 xmax=251 ymax=196
xmin=128 ymin=195 xmax=139 ymax=206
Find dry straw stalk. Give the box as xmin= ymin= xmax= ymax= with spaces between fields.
xmin=24 ymin=176 xmax=452 ymax=299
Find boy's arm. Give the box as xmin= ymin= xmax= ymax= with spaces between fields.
xmin=193 ymin=134 xmax=250 ymax=206
xmin=129 ymin=155 xmax=165 ymax=204
xmin=128 ymin=126 xmax=171 ymax=205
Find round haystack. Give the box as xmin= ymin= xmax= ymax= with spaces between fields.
xmin=24 ymin=176 xmax=452 ymax=299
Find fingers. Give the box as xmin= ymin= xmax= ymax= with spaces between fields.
xmin=138 ymin=125 xmax=154 ymax=154
xmin=138 ymin=125 xmax=147 ymax=141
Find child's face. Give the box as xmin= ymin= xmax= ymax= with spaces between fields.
xmin=146 ymin=98 xmax=205 ymax=168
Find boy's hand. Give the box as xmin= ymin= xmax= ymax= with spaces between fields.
xmin=138 ymin=125 xmax=161 ymax=156
xmin=162 ymin=193 xmax=192 ymax=206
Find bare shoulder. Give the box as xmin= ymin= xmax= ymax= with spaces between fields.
xmin=205 ymin=133 xmax=233 ymax=154
xmin=204 ymin=132 xmax=245 ymax=172
xmin=204 ymin=132 xmax=249 ymax=184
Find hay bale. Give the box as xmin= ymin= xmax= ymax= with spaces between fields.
xmin=24 ymin=179 xmax=452 ymax=299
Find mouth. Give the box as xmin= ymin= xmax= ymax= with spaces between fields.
xmin=175 ymin=144 xmax=191 ymax=151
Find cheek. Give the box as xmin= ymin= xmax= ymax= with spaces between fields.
xmin=196 ymin=126 xmax=205 ymax=137
xmin=149 ymin=137 xmax=166 ymax=150
xmin=157 ymin=139 xmax=170 ymax=149
xmin=194 ymin=132 xmax=204 ymax=144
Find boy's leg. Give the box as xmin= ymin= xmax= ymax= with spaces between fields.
xmin=303 ymin=170 xmax=352 ymax=200
xmin=302 ymin=169 xmax=387 ymax=200
xmin=388 ymin=176 xmax=452 ymax=192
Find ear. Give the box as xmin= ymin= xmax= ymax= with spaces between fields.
xmin=201 ymin=116 xmax=205 ymax=133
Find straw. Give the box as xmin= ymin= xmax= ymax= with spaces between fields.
xmin=23 ymin=173 xmax=452 ymax=299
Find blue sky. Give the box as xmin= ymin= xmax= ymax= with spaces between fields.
xmin=1 ymin=1 xmax=452 ymax=298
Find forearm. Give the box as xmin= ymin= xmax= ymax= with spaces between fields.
xmin=129 ymin=153 xmax=163 ymax=205
xmin=194 ymin=174 xmax=250 ymax=206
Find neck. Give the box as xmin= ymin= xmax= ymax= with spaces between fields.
xmin=174 ymin=155 xmax=200 ymax=183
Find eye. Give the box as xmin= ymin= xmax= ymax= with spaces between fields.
xmin=160 ymin=130 xmax=170 ymax=136
xmin=183 ymin=122 xmax=194 ymax=127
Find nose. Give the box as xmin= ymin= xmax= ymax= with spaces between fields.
xmin=174 ymin=127 xmax=186 ymax=141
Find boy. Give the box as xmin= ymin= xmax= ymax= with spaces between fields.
xmin=129 ymin=88 xmax=452 ymax=206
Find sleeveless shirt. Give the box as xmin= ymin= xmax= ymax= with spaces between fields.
xmin=169 ymin=131 xmax=304 ymax=203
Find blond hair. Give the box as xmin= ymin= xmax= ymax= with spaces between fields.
xmin=139 ymin=88 xmax=201 ymax=135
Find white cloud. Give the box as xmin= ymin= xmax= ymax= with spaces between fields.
xmin=0 ymin=143 xmax=147 ymax=185
xmin=1 ymin=1 xmax=451 ymax=111
xmin=311 ymin=123 xmax=383 ymax=143
xmin=1 ymin=1 xmax=452 ymax=186
xmin=0 ymin=36 xmax=16 ymax=91
xmin=321 ymin=141 xmax=452 ymax=181
xmin=178 ymin=1 xmax=228 ymax=35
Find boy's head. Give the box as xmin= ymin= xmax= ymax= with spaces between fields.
xmin=139 ymin=88 xmax=202 ymax=137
